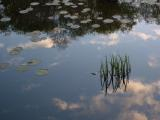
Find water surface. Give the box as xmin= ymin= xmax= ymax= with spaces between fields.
xmin=0 ymin=0 xmax=160 ymax=120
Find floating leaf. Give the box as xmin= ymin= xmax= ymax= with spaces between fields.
xmin=9 ymin=47 xmax=23 ymax=55
xmin=64 ymin=14 xmax=71 ymax=18
xmin=48 ymin=16 xmax=54 ymax=20
xmin=71 ymin=5 xmax=78 ymax=8
xmin=67 ymin=23 xmax=73 ymax=27
xmin=81 ymin=8 xmax=91 ymax=13
xmin=97 ymin=17 xmax=103 ymax=20
xmin=80 ymin=20 xmax=88 ymax=24
xmin=26 ymin=59 xmax=40 ymax=66
xmin=103 ymin=19 xmax=114 ymax=23
xmin=45 ymin=1 xmax=60 ymax=6
xmin=0 ymin=17 xmax=11 ymax=22
xmin=36 ymin=69 xmax=48 ymax=76
xmin=120 ymin=19 xmax=131 ymax=24
xmin=16 ymin=65 xmax=29 ymax=72
xmin=92 ymin=24 xmax=100 ymax=28
xmin=70 ymin=15 xmax=78 ymax=20
xmin=30 ymin=2 xmax=40 ymax=6
xmin=70 ymin=24 xmax=80 ymax=29
xmin=78 ymin=3 xmax=84 ymax=6
xmin=59 ymin=10 xmax=68 ymax=15
xmin=112 ymin=15 xmax=121 ymax=20
xmin=19 ymin=7 xmax=33 ymax=14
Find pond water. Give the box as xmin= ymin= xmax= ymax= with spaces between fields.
xmin=0 ymin=0 xmax=160 ymax=120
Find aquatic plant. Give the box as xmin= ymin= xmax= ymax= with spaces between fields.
xmin=100 ymin=55 xmax=131 ymax=94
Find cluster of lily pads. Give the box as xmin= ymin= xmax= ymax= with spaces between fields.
xmin=19 ymin=2 xmax=39 ymax=14
xmin=16 ymin=59 xmax=48 ymax=76
xmin=99 ymin=55 xmax=131 ymax=94
xmin=0 ymin=2 xmax=11 ymax=22
xmin=0 ymin=58 xmax=48 ymax=76
xmin=15 ymin=0 xmax=133 ymax=31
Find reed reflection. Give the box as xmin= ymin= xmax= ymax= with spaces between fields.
xmin=100 ymin=55 xmax=131 ymax=94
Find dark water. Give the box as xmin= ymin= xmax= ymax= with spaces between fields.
xmin=0 ymin=0 xmax=160 ymax=120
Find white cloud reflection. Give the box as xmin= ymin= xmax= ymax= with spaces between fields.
xmin=52 ymin=80 xmax=160 ymax=120
xmin=148 ymin=56 xmax=160 ymax=68
xmin=81 ymin=33 xmax=119 ymax=47
xmin=19 ymin=37 xmax=55 ymax=49
xmin=53 ymin=98 xmax=81 ymax=111
xmin=130 ymin=31 xmax=153 ymax=41
xmin=154 ymin=29 xmax=160 ymax=37
xmin=119 ymin=110 xmax=148 ymax=120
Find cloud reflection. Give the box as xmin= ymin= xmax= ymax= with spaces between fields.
xmin=53 ymin=98 xmax=81 ymax=111
xmin=81 ymin=33 xmax=119 ymax=47
xmin=148 ymin=56 xmax=160 ymax=68
xmin=130 ymin=31 xmax=153 ymax=41
xmin=119 ymin=110 xmax=148 ymax=120
xmin=153 ymin=29 xmax=160 ymax=37
xmin=19 ymin=37 xmax=55 ymax=49
xmin=52 ymin=80 xmax=160 ymax=120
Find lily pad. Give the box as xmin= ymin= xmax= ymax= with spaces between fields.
xmin=92 ymin=24 xmax=100 ymax=28
xmin=120 ymin=19 xmax=131 ymax=24
xmin=81 ymin=8 xmax=91 ymax=13
xmin=70 ymin=24 xmax=80 ymax=29
xmin=64 ymin=14 xmax=71 ymax=18
xmin=45 ymin=1 xmax=60 ymax=6
xmin=58 ymin=6 xmax=62 ymax=9
xmin=70 ymin=15 xmax=78 ymax=20
xmin=78 ymin=3 xmax=84 ymax=6
xmin=19 ymin=7 xmax=33 ymax=14
xmin=59 ymin=10 xmax=68 ymax=15
xmin=36 ymin=69 xmax=48 ymax=76
xmin=9 ymin=47 xmax=23 ymax=55
xmin=26 ymin=59 xmax=40 ymax=65
xmin=71 ymin=5 xmax=78 ymax=8
xmin=80 ymin=20 xmax=88 ymax=24
xmin=67 ymin=23 xmax=73 ymax=27
xmin=30 ymin=2 xmax=40 ymax=6
xmin=0 ymin=63 xmax=9 ymax=70
xmin=103 ymin=19 xmax=114 ymax=24
xmin=0 ymin=17 xmax=11 ymax=22
xmin=16 ymin=65 xmax=29 ymax=72
xmin=48 ymin=16 xmax=54 ymax=20
xmin=97 ymin=17 xmax=103 ymax=20
xmin=112 ymin=15 xmax=121 ymax=20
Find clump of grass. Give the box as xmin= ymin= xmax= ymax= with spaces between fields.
xmin=100 ymin=55 xmax=131 ymax=94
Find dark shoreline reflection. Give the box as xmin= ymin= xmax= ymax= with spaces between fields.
xmin=0 ymin=0 xmax=160 ymax=35
xmin=100 ymin=55 xmax=131 ymax=94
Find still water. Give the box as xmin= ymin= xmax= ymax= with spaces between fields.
xmin=0 ymin=0 xmax=160 ymax=120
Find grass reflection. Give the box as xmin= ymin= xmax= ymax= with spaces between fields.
xmin=100 ymin=55 xmax=131 ymax=94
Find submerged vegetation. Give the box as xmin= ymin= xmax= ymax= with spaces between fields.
xmin=100 ymin=55 xmax=131 ymax=94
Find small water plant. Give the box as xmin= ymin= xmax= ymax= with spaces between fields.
xmin=100 ymin=55 xmax=131 ymax=94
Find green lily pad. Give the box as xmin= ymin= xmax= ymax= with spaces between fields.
xmin=16 ymin=65 xmax=29 ymax=72
xmin=0 ymin=17 xmax=11 ymax=22
xmin=92 ymin=24 xmax=100 ymax=28
xmin=120 ymin=19 xmax=131 ymax=24
xmin=59 ymin=10 xmax=68 ymax=15
xmin=9 ymin=47 xmax=23 ymax=55
xmin=26 ymin=59 xmax=40 ymax=65
xmin=103 ymin=19 xmax=114 ymax=24
xmin=30 ymin=2 xmax=40 ymax=6
xmin=36 ymin=69 xmax=48 ymax=76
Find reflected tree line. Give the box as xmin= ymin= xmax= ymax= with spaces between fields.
xmin=0 ymin=0 xmax=160 ymax=34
